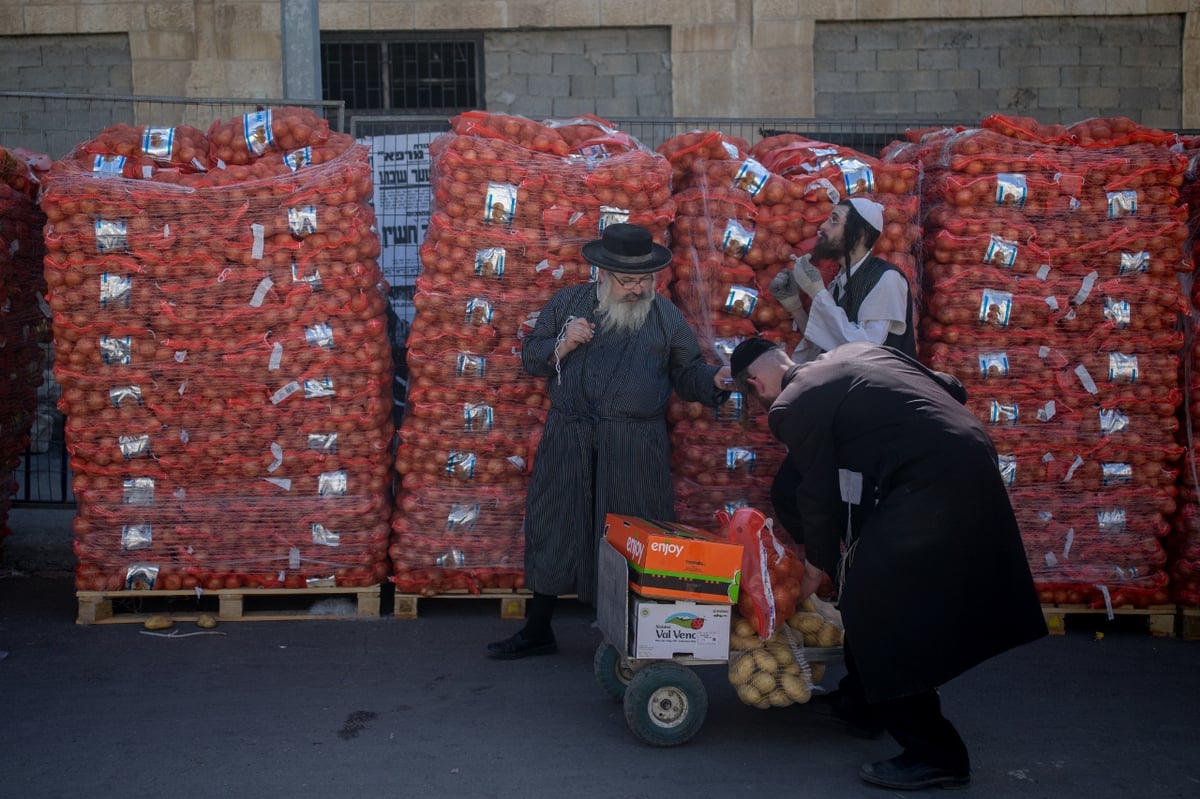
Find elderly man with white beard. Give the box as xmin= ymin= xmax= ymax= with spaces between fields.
xmin=487 ymin=223 xmax=733 ymax=659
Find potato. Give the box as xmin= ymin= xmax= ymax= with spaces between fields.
xmin=817 ymin=623 xmax=842 ymax=647
xmin=788 ymin=612 xmax=824 ymax=634
xmin=751 ymin=671 xmax=777 ymax=694
xmin=751 ymin=649 xmax=777 ymax=673
xmin=782 ymin=672 xmax=813 ymax=703
xmin=196 ymin=614 xmax=218 ymax=629
xmin=810 ymin=663 xmax=826 ymax=684
xmin=736 ymin=683 xmax=763 ymax=705
xmin=768 ymin=688 xmax=792 ymax=707
xmin=733 ymin=617 xmax=757 ymax=637
xmin=729 ymin=655 xmax=756 ymax=684
xmin=143 ymin=615 xmax=174 ymax=631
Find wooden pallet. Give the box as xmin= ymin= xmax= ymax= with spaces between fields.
xmin=393 ymin=589 xmax=531 ymax=620
xmin=77 ymin=585 xmax=382 ymax=625
xmin=1180 ymin=609 xmax=1200 ymax=641
xmin=1042 ymin=604 xmax=1177 ymax=638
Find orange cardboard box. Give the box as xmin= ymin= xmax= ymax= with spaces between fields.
xmin=603 ymin=513 xmax=742 ymax=604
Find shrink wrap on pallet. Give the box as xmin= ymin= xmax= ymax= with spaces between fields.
xmin=42 ymin=108 xmax=394 ymax=591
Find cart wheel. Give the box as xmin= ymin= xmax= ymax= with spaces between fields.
xmin=593 ymin=643 xmax=634 ymax=701
xmin=622 ymin=662 xmax=707 ymax=746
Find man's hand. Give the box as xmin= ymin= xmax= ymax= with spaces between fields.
xmin=768 ymin=267 xmax=806 ymax=319
xmin=797 ymin=559 xmax=826 ymax=605
xmin=713 ymin=365 xmax=732 ymax=390
xmin=556 ymin=317 xmax=595 ymax=357
xmin=791 ymin=254 xmax=826 ymax=300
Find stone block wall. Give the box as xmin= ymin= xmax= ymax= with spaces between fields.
xmin=485 ymin=28 xmax=672 ymax=120
xmin=814 ymin=16 xmax=1184 ymax=129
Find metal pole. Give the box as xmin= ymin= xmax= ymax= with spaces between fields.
xmin=280 ymin=0 xmax=322 ymax=101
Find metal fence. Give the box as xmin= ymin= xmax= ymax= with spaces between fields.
xmin=0 ymin=90 xmax=346 ymax=158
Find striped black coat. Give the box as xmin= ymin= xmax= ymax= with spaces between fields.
xmin=521 ymin=283 xmax=724 ymax=603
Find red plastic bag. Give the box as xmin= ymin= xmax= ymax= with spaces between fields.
xmin=718 ymin=506 xmax=807 ymax=639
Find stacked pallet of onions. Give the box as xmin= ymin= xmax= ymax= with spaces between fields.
xmin=888 ymin=115 xmax=1189 ymax=610
xmin=0 ymin=145 xmax=49 ymax=544
xmin=392 ymin=113 xmax=674 ymax=594
xmin=41 ymin=108 xmax=394 ymax=591
xmin=659 ymin=132 xmax=920 ymax=528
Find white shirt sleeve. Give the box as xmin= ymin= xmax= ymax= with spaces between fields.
xmin=801 ymin=269 xmax=909 ymax=354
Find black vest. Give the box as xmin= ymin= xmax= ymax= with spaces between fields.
xmin=834 ymin=256 xmax=916 ymax=358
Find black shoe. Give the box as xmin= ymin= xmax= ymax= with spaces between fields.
xmin=859 ymin=754 xmax=970 ymax=790
xmin=811 ymin=691 xmax=885 ymax=739
xmin=486 ymin=631 xmax=558 ymax=660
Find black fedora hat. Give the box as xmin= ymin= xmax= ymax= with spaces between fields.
xmin=581 ymin=223 xmax=673 ymax=274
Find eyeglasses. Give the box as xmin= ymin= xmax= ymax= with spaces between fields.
xmin=610 ymin=273 xmax=656 ymax=289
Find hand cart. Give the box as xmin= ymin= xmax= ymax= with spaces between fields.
xmin=594 ymin=537 xmax=843 ymax=746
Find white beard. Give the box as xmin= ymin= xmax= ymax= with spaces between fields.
xmin=596 ymin=279 xmax=654 ymax=334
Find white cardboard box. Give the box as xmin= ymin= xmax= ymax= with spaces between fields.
xmin=632 ymin=599 xmax=731 ymax=660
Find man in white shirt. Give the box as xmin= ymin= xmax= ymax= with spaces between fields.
xmin=769 ymin=197 xmax=915 ymax=361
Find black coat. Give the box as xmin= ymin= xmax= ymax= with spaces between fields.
xmin=768 ymin=342 xmax=1046 ymax=703
xmin=521 ymin=283 xmax=724 ymax=603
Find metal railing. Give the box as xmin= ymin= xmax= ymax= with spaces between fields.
xmin=0 ymin=91 xmax=346 ymax=159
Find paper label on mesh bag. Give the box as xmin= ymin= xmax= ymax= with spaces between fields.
xmin=304 ymin=377 xmax=335 ymax=398
xmin=142 ymin=127 xmax=175 ymax=159
xmin=989 ymin=400 xmax=1019 ymax=425
xmin=995 ymin=174 xmax=1028 ymax=207
xmin=318 ymin=471 xmax=347 ymax=497
xmin=284 ymin=147 xmax=312 ymax=172
xmin=123 ymin=477 xmax=155 ymax=506
xmin=110 ymin=385 xmax=142 ymax=408
xmin=998 ymin=454 xmax=1017 ymax=486
xmin=983 ymin=235 xmax=1018 ymax=268
xmin=838 ymin=157 xmax=875 ymax=195
xmin=466 ymin=297 xmax=494 ymax=325
xmin=1107 ymin=190 xmax=1138 ymax=218
xmin=1098 ymin=408 xmax=1129 ymax=435
xmin=463 ymin=402 xmax=494 ymax=431
xmin=288 ymin=206 xmax=318 ymax=237
xmin=119 ymin=434 xmax=151 ymax=460
xmin=243 ymin=110 xmax=274 ymax=156
xmin=312 ymin=523 xmax=341 ymax=547
xmin=447 ymin=451 xmax=476 ymax=479
xmin=732 ymin=158 xmax=769 ymax=197
xmin=1119 ymin=251 xmax=1149 ymax=275
xmin=92 ymin=154 xmax=126 ymax=177
xmin=125 ymin=564 xmax=159 ymax=590
xmin=456 ymin=353 xmax=486 ymax=378
xmin=484 ymin=183 xmax=517 ymax=227
xmin=979 ymin=289 xmax=1013 ymax=327
xmin=100 ymin=273 xmax=132 ymax=307
xmin=1103 ymin=297 xmax=1131 ymax=328
xmin=978 ymin=352 xmax=1010 ymax=378
xmin=1101 ymin=463 xmax=1132 ymax=486
xmin=723 ymin=285 xmax=758 ymax=318
xmin=291 ymin=261 xmax=322 ymax=288
xmin=475 ymin=248 xmax=506 ymax=278
xmin=121 ymin=524 xmax=152 ymax=552
xmin=598 ymin=206 xmax=630 ymax=230
xmin=308 ymin=433 xmax=338 ymax=453
xmin=305 ymin=322 xmax=334 ymax=349
xmin=100 ymin=336 xmax=132 ymax=365
xmin=95 ymin=219 xmax=128 ymax=253
xmin=446 ymin=503 xmax=480 ymax=532
xmin=1107 ymin=353 xmax=1138 ymax=383
xmin=726 ymin=447 xmax=756 ymax=473
xmin=721 ymin=220 xmax=755 ymax=259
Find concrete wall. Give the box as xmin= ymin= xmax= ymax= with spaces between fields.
xmin=0 ymin=1 xmax=1198 ymax=126
xmin=814 ymin=16 xmax=1184 ymax=129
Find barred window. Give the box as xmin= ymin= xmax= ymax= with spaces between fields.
xmin=321 ymin=33 xmax=482 ymax=114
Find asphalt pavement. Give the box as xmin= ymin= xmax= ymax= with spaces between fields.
xmin=1 ymin=509 xmax=1198 ymax=799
